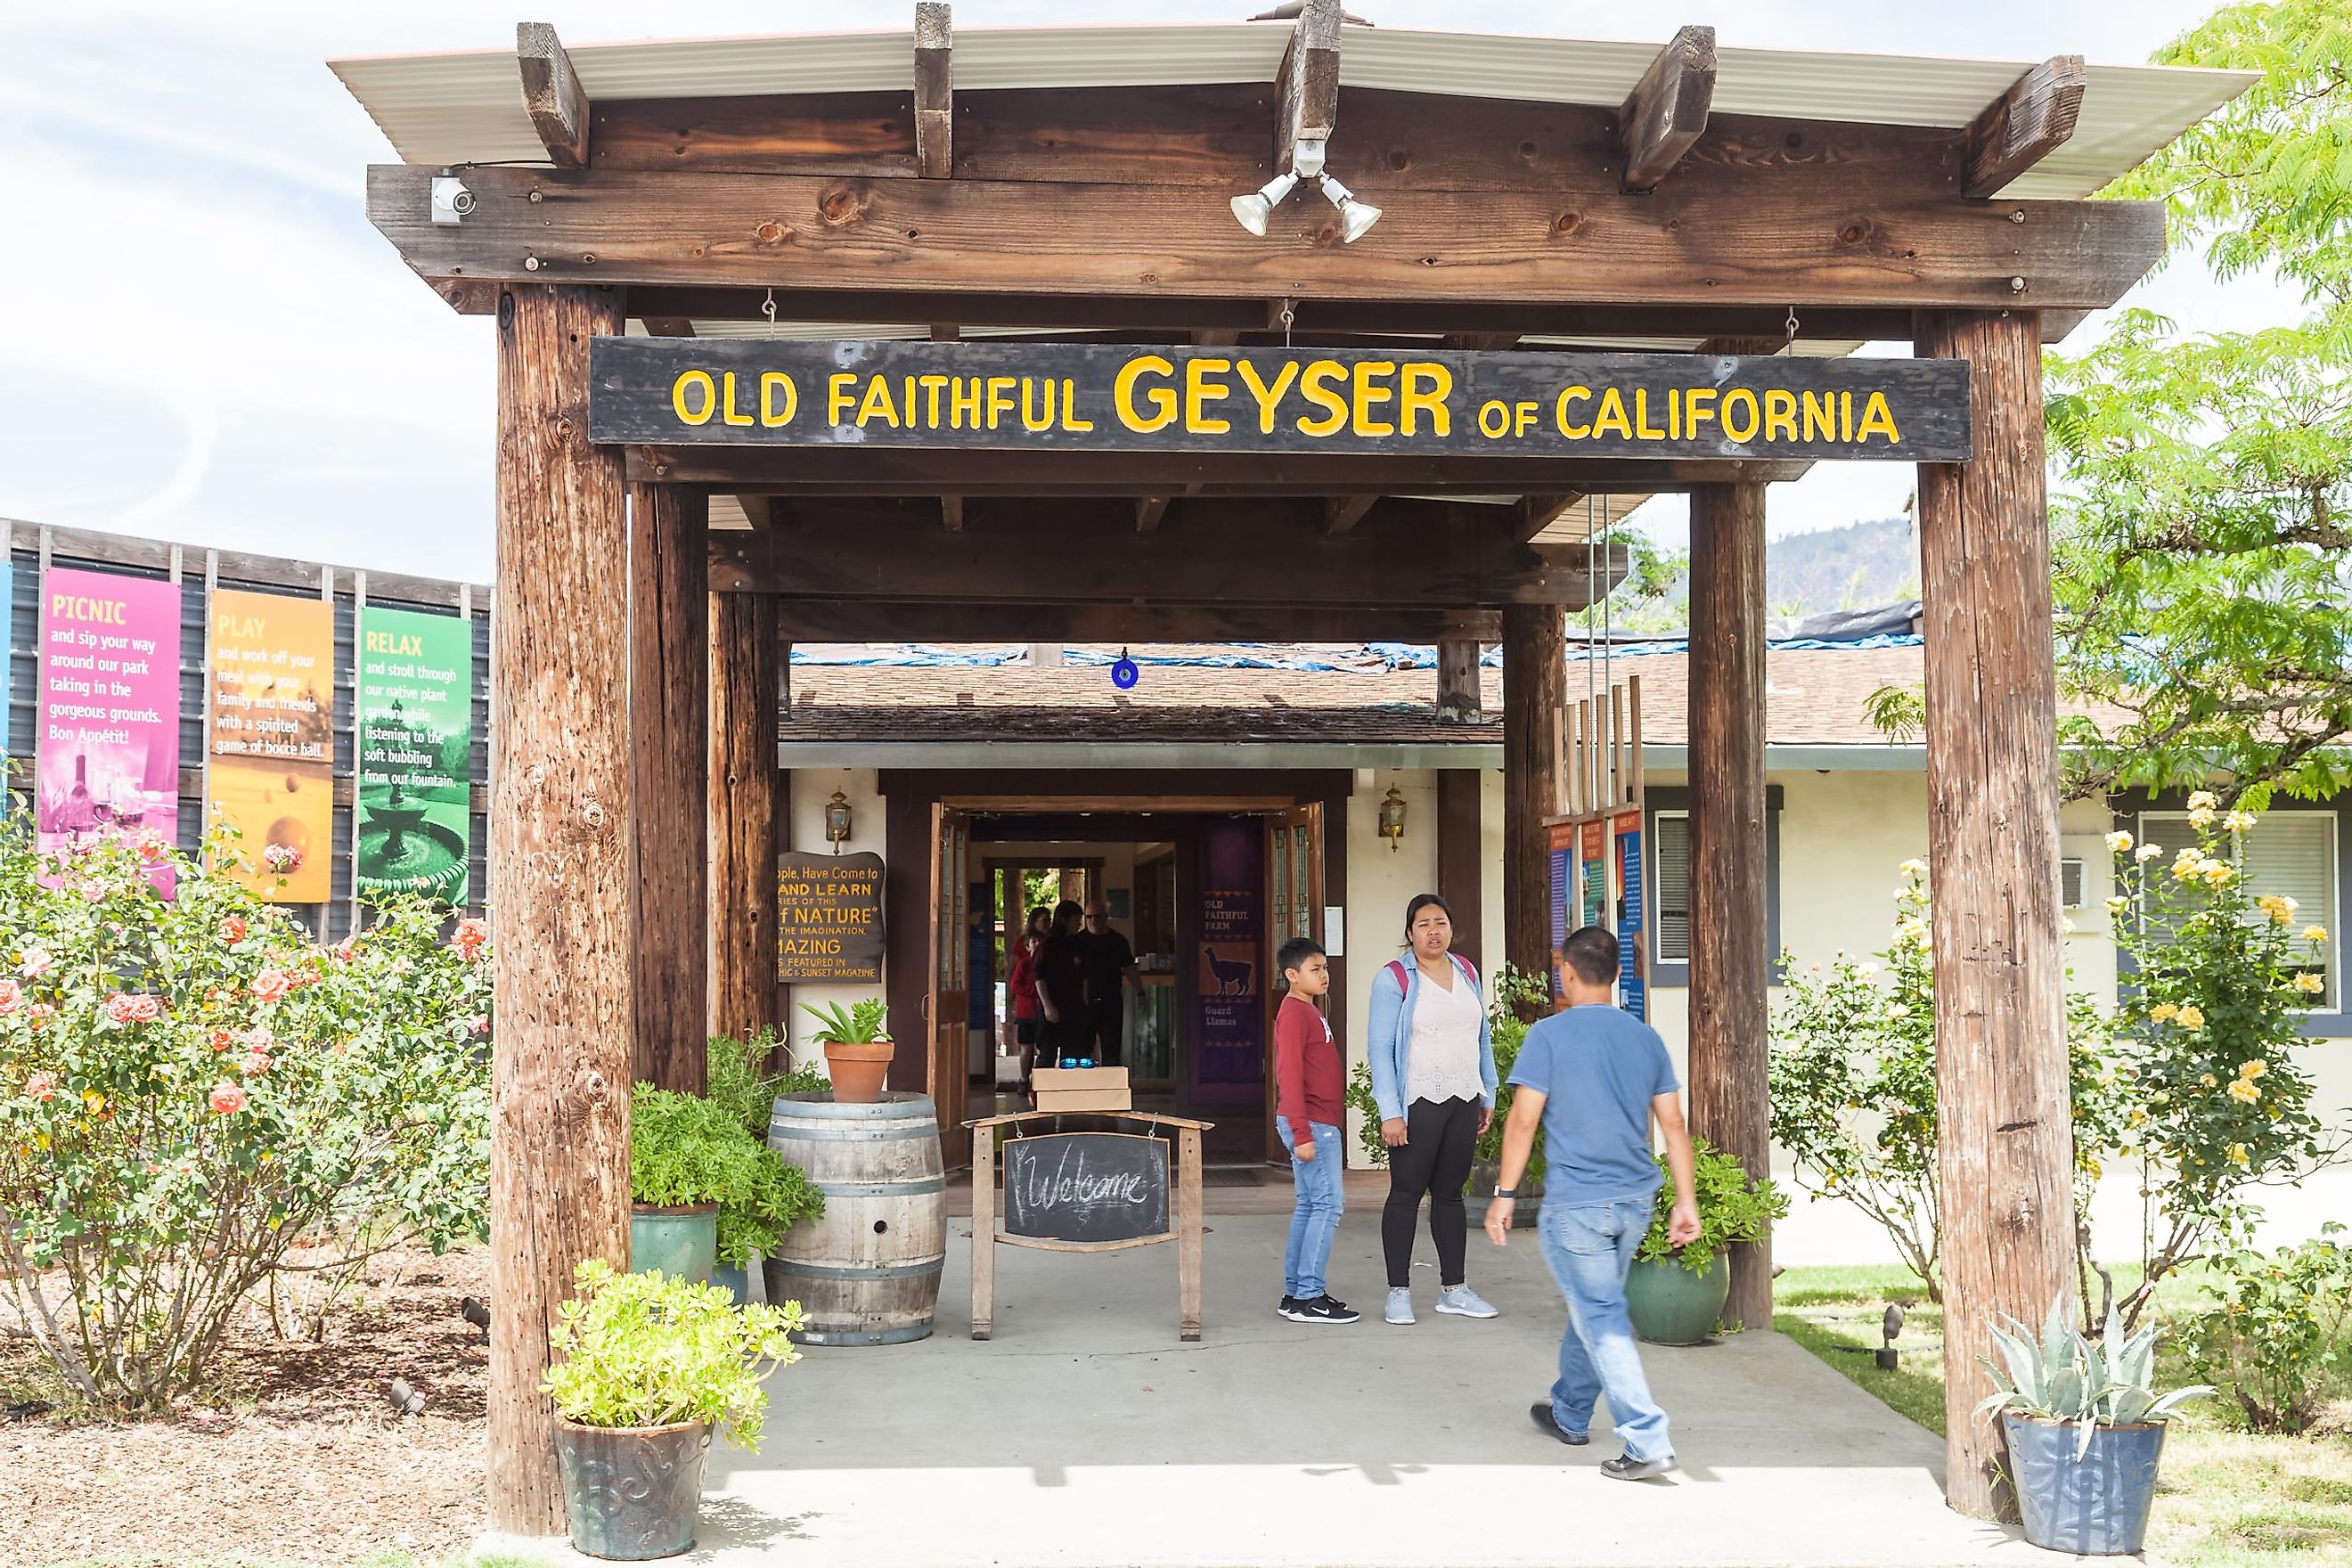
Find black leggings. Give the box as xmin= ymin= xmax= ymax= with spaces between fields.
xmin=1382 ymin=1096 xmax=1481 ymax=1288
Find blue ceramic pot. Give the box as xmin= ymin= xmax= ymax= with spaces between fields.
xmin=555 ymin=1417 xmax=709 ymax=1560
xmin=709 ymin=1260 xmax=748 ymax=1303
xmin=1624 ymin=1257 xmax=1729 ymax=1346
xmin=629 ymin=1205 xmax=716 ymax=1285
xmin=2003 ymin=1413 xmax=2168 ymax=1556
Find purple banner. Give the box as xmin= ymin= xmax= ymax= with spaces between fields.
xmin=37 ymin=567 xmax=182 ymax=890
xmin=1190 ymin=818 xmax=1263 ymax=1105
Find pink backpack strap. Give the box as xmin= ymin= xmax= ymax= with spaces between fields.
xmin=1385 ymin=957 xmax=1410 ymax=994
xmin=1451 ymin=953 xmax=1478 ymax=987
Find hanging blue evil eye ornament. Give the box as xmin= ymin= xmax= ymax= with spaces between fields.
xmin=1110 ymin=649 xmax=1140 ymax=690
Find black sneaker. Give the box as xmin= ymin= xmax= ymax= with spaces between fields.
xmin=1530 ymin=1402 xmax=1589 ymax=1446
xmin=1599 ymin=1452 xmax=1677 ymax=1481
xmin=1284 ymin=1294 xmax=1360 ymax=1324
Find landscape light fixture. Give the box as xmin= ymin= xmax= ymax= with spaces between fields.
xmin=1229 ymin=136 xmax=1381 ymax=243
xmin=824 ymin=789 xmax=854 ymax=853
xmin=1378 ymin=785 xmax=1408 ymax=851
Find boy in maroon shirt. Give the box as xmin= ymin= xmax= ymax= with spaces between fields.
xmin=1274 ymin=936 xmax=1358 ymax=1324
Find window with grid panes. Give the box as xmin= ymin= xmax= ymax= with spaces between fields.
xmin=2140 ymin=810 xmax=2337 ymax=1009
xmin=1653 ymin=811 xmax=1692 ymax=964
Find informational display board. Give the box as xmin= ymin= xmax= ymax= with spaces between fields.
xmin=1192 ymin=817 xmax=1264 ymax=1101
xmin=206 ymin=589 xmax=333 ymax=901
xmin=1004 ymin=1131 xmax=1171 ymax=1245
xmin=1547 ymin=821 xmax=1575 ymax=1008
xmin=777 ymin=851 xmax=885 ymax=982
xmin=36 ymin=567 xmax=181 ymax=892
xmin=355 ymin=606 xmax=475 ymax=904
xmin=591 ymin=339 xmax=1973 ymax=462
xmin=1613 ymin=808 xmax=1647 ymax=1022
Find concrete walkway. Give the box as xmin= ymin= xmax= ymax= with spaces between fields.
xmin=659 ymin=1213 xmax=2069 ymax=1568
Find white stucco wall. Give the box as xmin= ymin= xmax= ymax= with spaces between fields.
xmin=1341 ymin=767 xmax=1441 ymax=1164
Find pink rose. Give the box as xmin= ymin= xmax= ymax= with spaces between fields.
xmin=453 ymin=919 xmax=489 ymax=960
xmin=242 ymin=1051 xmax=271 ymax=1078
xmin=25 ymin=1072 xmax=56 ymax=1102
xmin=208 ymin=1082 xmax=248 ymax=1115
xmin=131 ymin=994 xmax=163 ymax=1024
xmin=220 ymin=916 xmax=248 ymax=944
xmin=0 ymin=980 xmax=20 ymax=1014
xmin=252 ymin=970 xmax=294 ymax=1005
xmin=208 ymin=1029 xmax=236 ymax=1052
xmin=102 ymin=992 xmax=143 ymax=1026
xmin=20 ymin=949 xmax=53 ymax=979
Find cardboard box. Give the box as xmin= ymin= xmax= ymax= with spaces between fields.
xmin=1033 ymin=1066 xmax=1129 ymax=1093
xmin=1033 ymin=1088 xmax=1135 ymax=1114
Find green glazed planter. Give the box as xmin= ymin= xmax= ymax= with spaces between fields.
xmin=629 ymin=1204 xmax=717 ymax=1286
xmin=1625 ymin=1256 xmax=1729 ymax=1345
xmin=554 ymin=1417 xmax=709 ymax=1560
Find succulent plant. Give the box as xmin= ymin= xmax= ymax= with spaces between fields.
xmin=1976 ymin=1300 xmax=2211 ymax=1458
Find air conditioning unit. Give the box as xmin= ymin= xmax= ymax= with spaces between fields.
xmin=2061 ymin=857 xmax=2087 ymax=910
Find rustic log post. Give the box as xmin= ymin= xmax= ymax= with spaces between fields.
xmin=630 ymin=483 xmax=708 ymax=1094
xmin=1436 ymin=770 xmax=1482 ymax=970
xmin=488 ymin=282 xmax=633 ymax=1538
xmin=1435 ymin=635 xmax=1482 ymax=723
xmin=1502 ymin=604 xmax=1565 ymax=994
xmin=1915 ymin=307 xmax=2076 ymax=1521
xmin=1686 ymin=481 xmax=1772 ymax=1331
xmin=708 ymin=592 xmax=782 ymax=1044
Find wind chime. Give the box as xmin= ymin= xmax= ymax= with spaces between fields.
xmin=1542 ymin=497 xmax=1648 ymax=1020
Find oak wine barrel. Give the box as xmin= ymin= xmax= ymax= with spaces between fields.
xmin=764 ymin=1091 xmax=947 ymax=1346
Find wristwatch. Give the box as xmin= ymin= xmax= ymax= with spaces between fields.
xmin=1493 ymin=1186 xmax=1517 ymax=1199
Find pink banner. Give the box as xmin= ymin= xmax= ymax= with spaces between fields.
xmin=37 ymin=566 xmax=183 ymax=890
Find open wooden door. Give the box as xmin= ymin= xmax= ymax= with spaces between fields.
xmin=928 ymin=804 xmax=972 ymax=1168
xmin=1262 ymin=803 xmax=1326 ymax=1162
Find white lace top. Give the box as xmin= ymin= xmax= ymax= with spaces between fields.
xmin=1405 ymin=964 xmax=1484 ymax=1105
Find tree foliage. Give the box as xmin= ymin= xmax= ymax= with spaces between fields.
xmin=2044 ymin=2 xmax=2352 ymax=804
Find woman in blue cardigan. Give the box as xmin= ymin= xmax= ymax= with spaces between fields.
xmin=1366 ymin=893 xmax=1500 ymax=1326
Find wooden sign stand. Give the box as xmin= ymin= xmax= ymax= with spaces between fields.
xmin=966 ymin=1110 xmax=1212 ymax=1343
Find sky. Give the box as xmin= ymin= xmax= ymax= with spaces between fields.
xmin=0 ymin=0 xmax=2304 ymax=584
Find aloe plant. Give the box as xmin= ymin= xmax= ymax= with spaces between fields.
xmin=1975 ymin=1301 xmax=2211 ymax=1458
xmin=803 ymin=997 xmax=891 ymax=1045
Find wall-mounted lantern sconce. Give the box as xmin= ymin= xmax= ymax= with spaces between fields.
xmin=1378 ymin=785 xmax=1408 ymax=853
xmin=824 ymin=789 xmax=853 ymax=853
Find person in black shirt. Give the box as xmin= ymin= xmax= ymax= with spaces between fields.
xmin=1078 ymin=897 xmax=1139 ymax=1067
xmin=1034 ymin=900 xmax=1091 ymax=1066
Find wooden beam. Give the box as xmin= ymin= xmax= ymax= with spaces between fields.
xmin=1275 ymin=0 xmax=1343 ymax=176
xmin=1442 ymin=332 xmax=1521 ymax=351
xmin=1135 ymin=495 xmax=1172 ymax=533
xmin=1963 ymin=56 xmax=2088 ymax=199
xmin=1686 ymin=481 xmax=1771 ymax=1332
xmin=630 ymin=483 xmax=710 ymax=1096
xmin=515 ymin=22 xmax=591 ymax=168
xmin=1502 ymin=605 xmax=1566 ymax=992
xmin=1915 ymin=306 xmax=2074 ymax=1521
xmin=1619 ymin=25 xmax=1715 ymax=192
xmin=711 ymin=502 xmax=1628 ymax=608
xmin=1515 ymin=494 xmax=1586 ymax=543
xmin=487 ymin=283 xmax=632 ymax=1537
xmin=940 ymin=494 xmax=965 ymax=532
xmin=1323 ymin=495 xmax=1377 ymax=536
xmin=1436 ymin=769 xmax=1484 ymax=969
xmin=634 ymin=445 xmax=1811 ymax=495
xmin=914 ymin=2 xmax=953 ymax=179
xmin=1435 ymin=636 xmax=1483 ymax=723
xmin=771 ymin=600 xmax=1507 ymax=643
xmin=710 ymin=592 xmax=783 ymax=1044
xmin=639 ymin=315 xmax=696 ymax=337
xmin=369 ymin=164 xmax=2165 ymax=313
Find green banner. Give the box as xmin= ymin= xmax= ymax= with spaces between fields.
xmin=356 ymin=607 xmax=473 ymax=904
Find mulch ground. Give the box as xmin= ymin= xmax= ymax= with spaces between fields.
xmin=1 ymin=1245 xmax=490 ymax=1568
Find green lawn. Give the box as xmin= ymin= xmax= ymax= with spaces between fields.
xmin=1775 ymin=1264 xmax=2352 ymax=1568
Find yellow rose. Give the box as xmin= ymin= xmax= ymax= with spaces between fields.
xmin=2202 ymin=863 xmax=2234 ymax=887
xmin=1899 ymin=858 xmax=1926 ymax=876
xmin=2188 ymin=790 xmax=2218 ymax=812
xmin=2178 ymin=1005 xmax=2206 ymax=1029
xmin=2201 ymin=1073 xmax=2219 ymax=1088
xmin=2136 ymin=843 xmax=2163 ymax=861
xmin=2240 ymin=1059 xmax=2267 ymax=1080
xmin=2226 ymin=1143 xmax=2250 ymax=1167
xmin=2227 ymin=1077 xmax=2261 ymax=1105
xmin=2150 ymin=1002 xmax=2179 ymax=1023
xmin=2225 ymin=810 xmax=2257 ymax=832
xmin=2104 ymin=831 xmax=2134 ymax=853
xmin=2293 ymin=972 xmax=2326 ymax=994
xmin=2304 ymin=926 xmax=2329 ymax=943
xmin=2189 ymin=805 xmax=2217 ymax=829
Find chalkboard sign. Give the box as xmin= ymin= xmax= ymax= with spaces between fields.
xmin=777 ymin=851 xmax=884 ymax=983
xmin=1004 ymin=1132 xmax=1170 ymax=1245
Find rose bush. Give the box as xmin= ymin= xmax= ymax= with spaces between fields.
xmin=0 ymin=820 xmax=491 ymax=1412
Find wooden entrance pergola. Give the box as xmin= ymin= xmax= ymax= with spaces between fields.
xmin=342 ymin=8 xmax=2226 ymax=1534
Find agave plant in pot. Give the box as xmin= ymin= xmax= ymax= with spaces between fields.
xmin=1624 ymin=1138 xmax=1787 ymax=1345
xmin=542 ymin=1259 xmax=806 ymax=1560
xmin=1977 ymin=1303 xmax=2209 ymax=1555
xmin=631 ymin=1085 xmax=784 ymax=1284
xmin=804 ymin=997 xmax=894 ymax=1104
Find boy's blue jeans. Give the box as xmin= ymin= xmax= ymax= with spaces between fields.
xmin=1537 ymin=1196 xmax=1674 ymax=1462
xmin=1275 ymin=1116 xmax=1344 ymax=1300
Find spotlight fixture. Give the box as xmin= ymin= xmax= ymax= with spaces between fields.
xmin=1318 ymin=175 xmax=1384 ymax=243
xmin=1229 ymin=171 xmax=1299 ymax=238
xmin=1227 ymin=136 xmax=1381 ymax=242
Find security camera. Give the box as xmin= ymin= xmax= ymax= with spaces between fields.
xmin=431 ymin=174 xmax=476 ymax=226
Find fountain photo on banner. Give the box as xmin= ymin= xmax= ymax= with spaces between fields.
xmin=356 ymin=606 xmax=473 ymax=905
xmin=36 ymin=566 xmax=181 ymax=893
xmin=206 ymin=589 xmax=333 ymax=902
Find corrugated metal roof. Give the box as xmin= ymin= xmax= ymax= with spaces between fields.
xmin=330 ymin=21 xmax=2251 ymax=200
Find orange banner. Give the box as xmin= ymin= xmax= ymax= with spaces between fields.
xmin=206 ymin=589 xmax=333 ymax=901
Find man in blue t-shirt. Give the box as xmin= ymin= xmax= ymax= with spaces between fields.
xmin=1484 ymin=925 xmax=1697 ymax=1480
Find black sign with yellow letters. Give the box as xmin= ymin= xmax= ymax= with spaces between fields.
xmin=589 ymin=339 xmax=1971 ymax=461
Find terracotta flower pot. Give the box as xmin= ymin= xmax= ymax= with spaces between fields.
xmin=553 ymin=1416 xmax=710 ymax=1560
xmin=823 ymin=1040 xmax=894 ymax=1104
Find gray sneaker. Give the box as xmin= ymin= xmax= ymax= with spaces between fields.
xmin=1384 ymin=1286 xmax=1415 ymax=1325
xmin=1435 ymin=1284 xmax=1499 ymax=1319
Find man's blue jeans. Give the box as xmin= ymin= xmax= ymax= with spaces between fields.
xmin=1537 ymin=1196 xmax=1673 ymax=1462
xmin=1276 ymin=1116 xmax=1344 ymax=1300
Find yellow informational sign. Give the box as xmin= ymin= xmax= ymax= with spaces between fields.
xmin=207 ymin=589 xmax=334 ymax=902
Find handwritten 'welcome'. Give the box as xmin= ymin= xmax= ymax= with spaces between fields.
xmin=1018 ymin=1147 xmax=1149 ymax=1213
